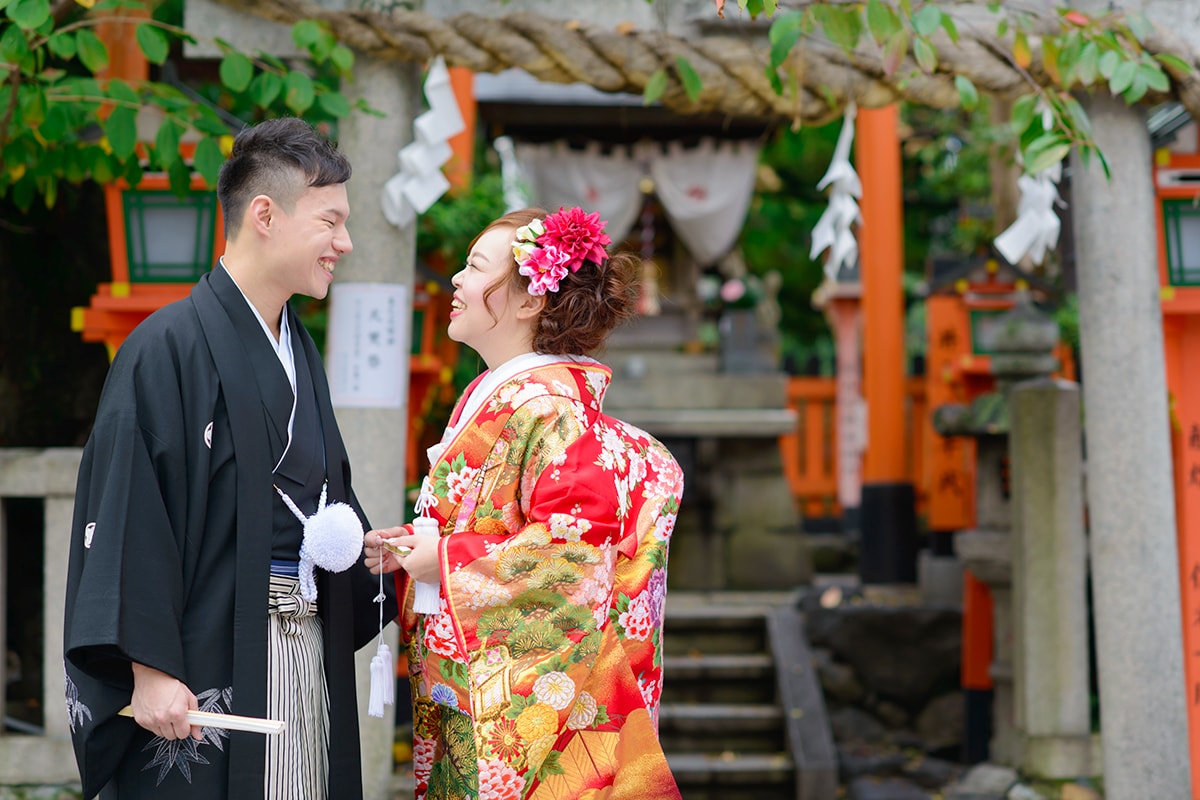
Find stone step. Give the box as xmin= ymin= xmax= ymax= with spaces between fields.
xmin=659 ymin=702 xmax=784 ymax=733
xmin=662 ymin=653 xmax=777 ymax=705
xmin=663 ymin=652 xmax=774 ymax=680
xmin=663 ymin=601 xmax=771 ymax=656
xmin=667 ymin=751 xmax=795 ymax=786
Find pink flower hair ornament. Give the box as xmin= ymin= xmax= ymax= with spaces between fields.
xmin=513 ymin=207 xmax=612 ymax=296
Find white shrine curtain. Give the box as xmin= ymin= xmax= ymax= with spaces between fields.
xmin=510 ymin=138 xmax=761 ymax=266
xmin=513 ymin=141 xmax=644 ymax=245
xmin=648 ymin=139 xmax=760 ymax=267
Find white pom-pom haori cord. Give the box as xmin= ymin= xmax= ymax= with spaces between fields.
xmin=275 ymin=481 xmax=364 ymax=603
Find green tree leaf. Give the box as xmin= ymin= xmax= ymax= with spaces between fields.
xmin=45 ymin=30 xmax=75 ymax=60
xmin=193 ymin=136 xmax=225 ymax=189
xmin=1139 ymin=61 xmax=1170 ymax=93
xmin=103 ymin=107 xmax=138 ymax=160
xmin=106 ymin=78 xmax=140 ymax=107
xmin=954 ymin=75 xmax=978 ymax=111
xmin=316 ymin=89 xmax=351 ymax=118
xmin=192 ymin=108 xmax=230 ymax=137
xmin=38 ymin=103 xmax=69 ymax=142
xmin=0 ymin=22 xmax=31 ymax=64
xmin=6 ymin=0 xmax=50 ymax=30
xmin=164 ymin=156 xmax=189 ymax=195
xmin=284 ymin=70 xmax=315 ymax=113
xmin=865 ymin=0 xmax=899 ymax=44
xmin=75 ymin=29 xmax=108 ymax=74
xmin=769 ymin=11 xmax=804 ymax=70
xmin=675 ymin=55 xmax=702 ymax=103
xmin=812 ymin=4 xmax=862 ymax=52
xmin=883 ymin=28 xmax=908 ymax=77
xmin=1097 ymin=49 xmax=1120 ymax=80
xmin=913 ymin=36 xmax=937 ymax=73
xmin=1126 ymin=12 xmax=1152 ymax=43
xmin=219 ymin=51 xmax=254 ymax=93
xmin=643 ymin=68 xmax=667 ymax=106
xmin=330 ymin=44 xmax=354 ymax=75
xmin=1124 ymin=71 xmax=1149 ymax=103
xmin=1010 ymin=93 xmax=1037 ymax=134
xmin=1075 ymin=40 xmax=1099 ymax=86
xmin=1062 ymin=94 xmax=1092 ymax=138
xmin=136 ymin=23 xmax=170 ymax=65
xmin=18 ymin=84 xmax=46 ymax=126
xmin=291 ymin=19 xmax=324 ymax=50
xmin=940 ymin=13 xmax=959 ymax=44
xmin=249 ymin=71 xmax=283 ymax=108
xmin=1109 ymin=58 xmax=1137 ymax=94
xmin=1023 ymin=134 xmax=1070 ymax=176
xmin=155 ymin=118 xmax=182 ymax=168
xmin=912 ymin=4 xmax=942 ymax=37
xmin=1156 ymin=53 xmax=1193 ymax=75
xmin=88 ymin=147 xmax=115 ymax=185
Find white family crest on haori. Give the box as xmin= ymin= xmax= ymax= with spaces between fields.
xmin=810 ymin=101 xmax=863 ymax=282
xmin=275 ymin=481 xmax=363 ymax=602
xmin=84 ymin=522 xmax=96 ymax=549
xmin=204 ymin=421 xmax=213 ymax=449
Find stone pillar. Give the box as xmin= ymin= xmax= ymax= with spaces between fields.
xmin=954 ymin=435 xmax=1015 ymax=765
xmin=334 ymin=56 xmax=420 ymax=800
xmin=940 ymin=294 xmax=1062 ymax=767
xmin=814 ymin=282 xmax=865 ymax=534
xmin=1009 ymin=379 xmax=1098 ymax=778
xmin=1071 ymin=93 xmax=1190 ymax=797
xmin=41 ymin=451 xmax=79 ymax=742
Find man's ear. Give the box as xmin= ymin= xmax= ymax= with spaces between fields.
xmin=514 ymin=291 xmax=547 ymax=321
xmin=247 ymin=195 xmax=274 ymax=236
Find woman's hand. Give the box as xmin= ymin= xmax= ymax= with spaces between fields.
xmin=386 ymin=533 xmax=441 ymax=584
xmin=363 ymin=526 xmax=407 ymax=574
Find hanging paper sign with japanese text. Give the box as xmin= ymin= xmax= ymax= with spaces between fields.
xmin=327 ymin=282 xmax=410 ymax=409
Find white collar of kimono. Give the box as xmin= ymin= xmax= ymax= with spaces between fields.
xmin=220 ymin=260 xmax=297 ymax=472
xmin=427 ymin=352 xmax=596 ymax=467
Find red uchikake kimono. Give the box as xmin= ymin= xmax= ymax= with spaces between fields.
xmin=395 ymin=357 xmax=684 ymax=800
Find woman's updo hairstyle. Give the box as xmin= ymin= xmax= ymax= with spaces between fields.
xmin=472 ymin=207 xmax=639 ymax=356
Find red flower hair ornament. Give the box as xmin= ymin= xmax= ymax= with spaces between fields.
xmin=513 ymin=207 xmax=612 ymax=296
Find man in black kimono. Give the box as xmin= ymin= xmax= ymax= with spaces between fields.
xmin=63 ymin=117 xmax=396 ymax=799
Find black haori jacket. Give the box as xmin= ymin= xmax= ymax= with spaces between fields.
xmin=63 ymin=266 xmax=395 ymax=799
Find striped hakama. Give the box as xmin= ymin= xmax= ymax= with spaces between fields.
xmin=265 ymin=567 xmax=329 ymax=799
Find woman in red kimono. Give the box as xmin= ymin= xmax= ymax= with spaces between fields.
xmin=365 ymin=207 xmax=684 ymax=800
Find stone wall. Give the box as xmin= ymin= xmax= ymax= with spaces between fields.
xmin=806 ymin=594 xmax=967 ymax=797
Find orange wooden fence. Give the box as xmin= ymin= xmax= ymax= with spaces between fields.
xmin=779 ymin=376 xmax=928 ymax=519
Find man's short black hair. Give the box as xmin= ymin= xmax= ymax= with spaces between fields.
xmin=217 ymin=117 xmax=352 ymax=239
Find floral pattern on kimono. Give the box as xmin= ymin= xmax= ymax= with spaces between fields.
xmin=397 ymin=360 xmax=683 ymax=800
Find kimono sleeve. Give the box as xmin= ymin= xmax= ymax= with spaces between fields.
xmin=437 ymin=395 xmax=624 ymax=657
xmin=64 ymin=359 xmax=190 ymax=689
xmin=442 ymin=394 xmax=621 ymax=563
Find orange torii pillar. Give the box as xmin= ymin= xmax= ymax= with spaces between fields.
xmin=857 ymin=104 xmax=918 ymax=583
xmin=445 ymin=67 xmax=476 ymax=193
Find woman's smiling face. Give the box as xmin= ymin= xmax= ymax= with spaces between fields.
xmin=449 ymin=225 xmax=537 ymax=367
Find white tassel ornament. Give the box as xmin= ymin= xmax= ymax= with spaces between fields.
xmin=367 ymin=639 xmax=394 ymax=718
